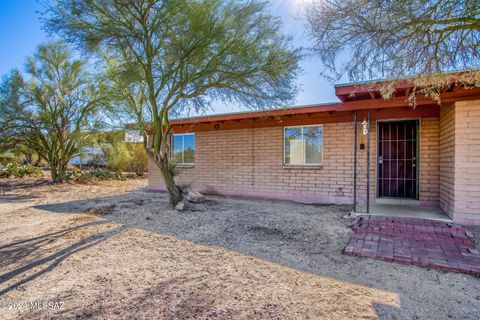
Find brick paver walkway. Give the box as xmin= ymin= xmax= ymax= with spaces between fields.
xmin=344 ymin=216 xmax=480 ymax=276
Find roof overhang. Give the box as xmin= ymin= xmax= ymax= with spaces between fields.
xmin=130 ymin=82 xmax=480 ymax=134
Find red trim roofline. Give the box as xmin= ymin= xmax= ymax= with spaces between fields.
xmin=125 ymin=80 xmax=480 ymax=133
xmin=167 ymin=86 xmax=480 ymax=127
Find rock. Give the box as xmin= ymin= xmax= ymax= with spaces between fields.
xmin=343 ymin=211 xmax=363 ymax=219
xmin=175 ymin=201 xmax=185 ymax=211
xmin=186 ymin=190 xmax=205 ymax=203
xmin=86 ymin=204 xmax=116 ymax=215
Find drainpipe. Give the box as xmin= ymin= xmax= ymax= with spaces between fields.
xmin=366 ymin=110 xmax=371 ymax=213
xmin=353 ymin=111 xmax=357 ymax=213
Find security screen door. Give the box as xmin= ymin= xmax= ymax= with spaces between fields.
xmin=377 ymin=120 xmax=418 ymax=199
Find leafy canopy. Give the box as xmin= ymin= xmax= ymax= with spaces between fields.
xmin=44 ymin=0 xmax=300 ymax=201
xmin=0 ymin=42 xmax=109 ymax=181
xmin=44 ymin=0 xmax=300 ymax=115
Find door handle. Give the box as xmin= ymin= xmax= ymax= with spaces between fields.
xmin=379 ymin=155 xmax=383 ymax=164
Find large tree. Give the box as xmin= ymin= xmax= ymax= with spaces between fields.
xmin=0 ymin=42 xmax=108 ymax=182
xmin=304 ymin=0 xmax=480 ymax=101
xmin=44 ymin=0 xmax=300 ymax=204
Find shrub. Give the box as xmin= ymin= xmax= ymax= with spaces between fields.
xmin=102 ymin=142 xmax=132 ymax=172
xmin=0 ymin=153 xmax=18 ymax=166
xmin=126 ymin=143 xmax=148 ymax=176
xmin=123 ymin=172 xmax=137 ymax=179
xmin=103 ymin=142 xmax=148 ymax=176
xmin=0 ymin=163 xmax=43 ymax=178
xmin=84 ymin=168 xmax=125 ymax=181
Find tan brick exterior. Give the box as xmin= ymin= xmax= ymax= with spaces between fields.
xmin=149 ymin=116 xmax=442 ymax=210
xmin=420 ymin=118 xmax=440 ymax=205
xmin=439 ymin=104 xmax=456 ymax=216
xmin=444 ymin=100 xmax=480 ymax=225
xmin=150 ymin=123 xmax=357 ymax=204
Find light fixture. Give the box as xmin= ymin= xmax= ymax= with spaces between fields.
xmin=362 ymin=119 xmax=369 ymax=135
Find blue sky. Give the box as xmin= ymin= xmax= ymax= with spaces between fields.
xmin=0 ymin=0 xmax=345 ymax=114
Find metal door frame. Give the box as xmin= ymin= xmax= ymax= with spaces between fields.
xmin=376 ymin=118 xmax=420 ymax=200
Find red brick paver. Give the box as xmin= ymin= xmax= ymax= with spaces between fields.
xmin=344 ymin=216 xmax=480 ymax=276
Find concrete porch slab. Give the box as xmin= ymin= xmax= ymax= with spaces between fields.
xmin=365 ymin=203 xmax=452 ymax=222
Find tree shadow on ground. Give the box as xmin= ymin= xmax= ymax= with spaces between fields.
xmin=0 ymin=179 xmax=52 ymax=202
xmin=26 ymin=191 xmax=480 ymax=320
xmin=0 ymin=193 xmax=40 ymax=202
xmin=0 ymin=221 xmax=108 ymax=269
xmin=32 ymin=191 xmax=148 ymax=214
xmin=0 ymin=221 xmax=125 ymax=297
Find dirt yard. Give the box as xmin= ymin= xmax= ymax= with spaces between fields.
xmin=1 ymin=178 xmax=479 ymax=319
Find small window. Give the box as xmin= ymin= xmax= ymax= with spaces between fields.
xmin=284 ymin=125 xmax=323 ymax=165
xmin=172 ymin=133 xmax=195 ymax=165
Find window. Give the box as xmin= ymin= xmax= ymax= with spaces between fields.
xmin=172 ymin=133 xmax=195 ymax=165
xmin=284 ymin=125 xmax=323 ymax=165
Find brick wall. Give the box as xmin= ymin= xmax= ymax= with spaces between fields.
xmin=437 ymin=99 xmax=480 ymax=225
xmin=420 ymin=118 xmax=440 ymax=204
xmin=149 ymin=117 xmax=441 ymax=209
xmin=150 ymin=122 xmax=357 ymax=204
xmin=439 ymin=104 xmax=456 ymax=217
xmin=450 ymin=100 xmax=480 ymax=225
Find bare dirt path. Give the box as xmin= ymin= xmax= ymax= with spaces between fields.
xmin=0 ymin=178 xmax=479 ymax=319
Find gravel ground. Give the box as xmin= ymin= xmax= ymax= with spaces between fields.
xmin=1 ymin=178 xmax=480 ymax=319
xmin=44 ymin=187 xmax=480 ymax=320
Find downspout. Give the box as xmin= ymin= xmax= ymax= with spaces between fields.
xmin=353 ymin=111 xmax=357 ymax=213
xmin=366 ymin=110 xmax=371 ymax=213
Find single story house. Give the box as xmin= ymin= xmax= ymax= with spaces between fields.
xmin=146 ymin=78 xmax=480 ymax=225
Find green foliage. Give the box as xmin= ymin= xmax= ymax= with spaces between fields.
xmin=127 ymin=143 xmax=148 ymax=176
xmin=103 ymin=143 xmax=132 ymax=172
xmin=0 ymin=163 xmax=43 ymax=179
xmin=82 ymin=130 xmax=125 ymax=148
xmin=102 ymin=142 xmax=148 ymax=176
xmin=0 ymin=42 xmax=110 ymax=183
xmin=44 ymin=0 xmax=300 ymax=204
xmin=73 ymin=168 xmax=139 ymax=184
xmin=0 ymin=153 xmax=17 ymax=166
xmin=83 ymin=169 xmax=125 ymax=181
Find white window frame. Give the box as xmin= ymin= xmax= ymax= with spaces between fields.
xmin=171 ymin=133 xmax=195 ymax=165
xmin=283 ymin=124 xmax=323 ymax=166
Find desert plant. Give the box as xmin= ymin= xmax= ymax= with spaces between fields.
xmin=126 ymin=143 xmax=148 ymax=176
xmin=102 ymin=143 xmax=132 ymax=172
xmin=0 ymin=163 xmax=43 ymax=178
xmin=46 ymin=0 xmax=300 ymax=205
xmin=102 ymin=142 xmax=147 ymax=176
xmin=0 ymin=42 xmax=109 ymax=182
xmin=83 ymin=169 xmax=125 ymax=181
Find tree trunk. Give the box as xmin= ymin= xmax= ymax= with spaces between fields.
xmin=51 ymin=167 xmax=59 ymax=183
xmin=147 ymin=148 xmax=183 ymax=205
xmin=50 ymin=160 xmax=66 ymax=183
xmin=25 ymin=153 xmax=33 ymax=165
xmin=160 ymin=160 xmax=183 ymax=205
